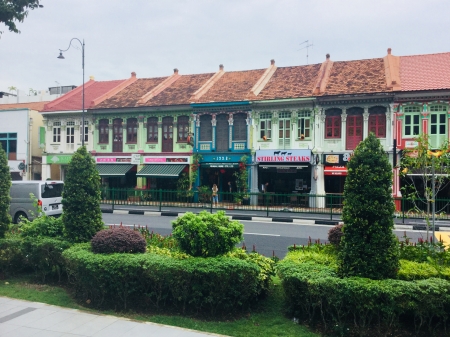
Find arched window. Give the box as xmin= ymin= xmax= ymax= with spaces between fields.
xmin=233 ymin=113 xmax=247 ymax=141
xmin=177 ymin=116 xmax=189 ymax=142
xmin=403 ymin=105 xmax=421 ymax=137
xmin=127 ymin=118 xmax=138 ymax=143
xmin=368 ymin=106 xmax=386 ymax=138
xmin=99 ymin=119 xmax=109 ymax=144
xmin=147 ymin=117 xmax=158 ymax=142
xmin=200 ymin=114 xmax=212 ymax=141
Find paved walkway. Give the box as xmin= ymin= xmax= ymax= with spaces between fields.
xmin=0 ymin=297 xmax=227 ymax=337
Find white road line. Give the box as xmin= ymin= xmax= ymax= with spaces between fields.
xmin=244 ymin=232 xmax=280 ymax=237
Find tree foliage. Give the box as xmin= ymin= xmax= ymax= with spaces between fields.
xmin=62 ymin=146 xmax=103 ymax=242
xmin=0 ymin=143 xmax=11 ymax=237
xmin=338 ymin=133 xmax=399 ymax=279
xmin=400 ymin=134 xmax=450 ymax=224
xmin=0 ymin=0 xmax=42 ymax=36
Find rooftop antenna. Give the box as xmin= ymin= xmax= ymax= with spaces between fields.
xmin=298 ymin=40 xmax=314 ymax=64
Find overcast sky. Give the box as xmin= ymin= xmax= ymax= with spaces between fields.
xmin=1 ymin=0 xmax=449 ymax=95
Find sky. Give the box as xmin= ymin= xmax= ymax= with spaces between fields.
xmin=1 ymin=0 xmax=449 ymax=95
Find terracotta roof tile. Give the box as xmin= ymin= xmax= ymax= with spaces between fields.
xmin=322 ymin=58 xmax=389 ymax=95
xmin=400 ymin=52 xmax=450 ymax=91
xmin=138 ymin=73 xmax=214 ymax=106
xmin=96 ymin=77 xmax=168 ymax=109
xmin=256 ymin=64 xmax=321 ymax=100
xmin=196 ymin=69 xmax=266 ymax=103
xmin=0 ymin=101 xmax=49 ymax=111
xmin=42 ymin=80 xmax=127 ymax=112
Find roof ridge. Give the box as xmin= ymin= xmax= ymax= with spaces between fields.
xmin=137 ymin=70 xmax=180 ymax=104
xmin=43 ymin=79 xmax=96 ymax=111
xmin=383 ymin=48 xmax=401 ymax=90
xmin=251 ymin=60 xmax=277 ymax=96
xmin=190 ymin=65 xmax=225 ymax=102
xmin=91 ymin=73 xmax=137 ymax=107
xmin=313 ymin=54 xmax=334 ymax=95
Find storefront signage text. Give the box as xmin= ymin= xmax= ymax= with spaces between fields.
xmin=96 ymin=157 xmax=131 ymax=163
xmin=143 ymin=156 xmax=190 ymax=163
xmin=256 ymin=150 xmax=311 ymax=163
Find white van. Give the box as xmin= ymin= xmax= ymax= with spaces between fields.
xmin=9 ymin=180 xmax=64 ymax=223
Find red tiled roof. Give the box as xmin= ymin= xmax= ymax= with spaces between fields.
xmin=256 ymin=64 xmax=321 ymax=100
xmin=400 ymin=52 xmax=450 ymax=91
xmin=96 ymin=77 xmax=169 ymax=109
xmin=322 ymin=58 xmax=389 ymax=95
xmin=138 ymin=73 xmax=214 ymax=107
xmin=42 ymin=79 xmax=127 ymax=112
xmin=196 ymin=69 xmax=266 ymax=103
xmin=0 ymin=101 xmax=49 ymax=111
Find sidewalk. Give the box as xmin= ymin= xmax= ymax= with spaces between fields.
xmin=0 ymin=297 xmax=227 ymax=337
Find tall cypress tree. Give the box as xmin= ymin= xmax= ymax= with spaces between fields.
xmin=338 ymin=133 xmax=399 ymax=279
xmin=62 ymin=146 xmax=103 ymax=242
xmin=0 ymin=144 xmax=12 ymax=238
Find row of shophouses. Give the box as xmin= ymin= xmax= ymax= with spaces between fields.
xmin=2 ymin=49 xmax=450 ymax=207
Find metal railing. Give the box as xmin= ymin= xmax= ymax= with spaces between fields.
xmin=100 ymin=188 xmax=450 ymax=221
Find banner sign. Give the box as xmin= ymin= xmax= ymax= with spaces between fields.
xmin=323 ymin=153 xmax=352 ymax=166
xmin=255 ymin=149 xmax=311 ymax=163
xmin=143 ymin=156 xmax=190 ymax=164
xmin=95 ymin=156 xmax=132 ymax=163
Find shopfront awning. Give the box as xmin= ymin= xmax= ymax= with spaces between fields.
xmin=324 ymin=166 xmax=347 ymax=176
xmin=136 ymin=164 xmax=186 ymax=177
xmin=96 ymin=164 xmax=134 ymax=177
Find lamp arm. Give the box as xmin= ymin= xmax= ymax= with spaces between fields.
xmin=59 ymin=38 xmax=83 ymax=53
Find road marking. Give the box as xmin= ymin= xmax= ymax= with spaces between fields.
xmin=436 ymin=231 xmax=450 ymax=247
xmin=244 ymin=232 xmax=280 ymax=237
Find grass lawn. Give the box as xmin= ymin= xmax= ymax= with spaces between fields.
xmin=0 ymin=275 xmax=318 ymax=337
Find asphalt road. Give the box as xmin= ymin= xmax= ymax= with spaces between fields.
xmin=102 ymin=213 xmax=436 ymax=258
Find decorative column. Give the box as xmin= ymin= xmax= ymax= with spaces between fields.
xmin=421 ymin=103 xmax=429 ymax=136
xmin=341 ymin=108 xmax=347 ymax=151
xmin=317 ymin=109 xmax=326 ymax=151
xmin=211 ymin=114 xmax=217 ymax=151
xmin=157 ymin=119 xmax=162 ymax=152
xmin=138 ymin=115 xmax=144 ymax=153
xmin=228 ymin=113 xmax=233 ymax=150
xmin=363 ymin=107 xmax=369 ymax=139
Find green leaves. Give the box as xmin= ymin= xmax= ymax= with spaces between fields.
xmin=339 ymin=133 xmax=399 ymax=279
xmin=172 ymin=211 xmax=243 ymax=257
xmin=62 ymin=146 xmax=103 ymax=243
xmin=0 ymin=143 xmax=11 ymax=238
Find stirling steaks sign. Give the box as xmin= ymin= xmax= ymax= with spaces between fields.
xmin=255 ymin=150 xmax=311 ymax=163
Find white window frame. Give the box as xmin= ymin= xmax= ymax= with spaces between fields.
xmin=259 ymin=113 xmax=272 ymax=139
xmin=297 ymin=110 xmax=311 ymax=139
xmin=52 ymin=121 xmax=61 ymax=143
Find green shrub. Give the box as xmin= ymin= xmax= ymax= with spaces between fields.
xmin=91 ymin=227 xmax=146 ymax=254
xmin=62 ymin=146 xmax=103 ymax=242
xmin=339 ymin=133 xmax=399 ymax=279
xmin=22 ymin=237 xmax=71 ymax=282
xmin=0 ymin=238 xmax=25 ymax=276
xmin=398 ymin=259 xmax=450 ymax=281
xmin=172 ymin=211 xmax=243 ymax=257
xmin=0 ymin=144 xmax=11 ymax=238
xmin=63 ymin=244 xmax=268 ymax=314
xmin=20 ymin=215 xmax=64 ymax=238
xmin=278 ymin=258 xmax=450 ymax=335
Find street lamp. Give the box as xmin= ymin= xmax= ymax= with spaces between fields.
xmin=57 ymin=38 xmax=85 ymax=146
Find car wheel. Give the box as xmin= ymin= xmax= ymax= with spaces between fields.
xmin=14 ymin=212 xmax=28 ymax=224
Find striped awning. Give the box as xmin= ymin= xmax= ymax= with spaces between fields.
xmin=136 ymin=164 xmax=186 ymax=177
xmin=96 ymin=164 xmax=134 ymax=177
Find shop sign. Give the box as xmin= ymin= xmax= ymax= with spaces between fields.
xmin=323 ymin=153 xmax=352 ymax=166
xmin=95 ymin=156 xmax=132 ymax=163
xmin=202 ymin=163 xmax=239 ymax=168
xmin=255 ymin=149 xmax=311 ymax=163
xmin=405 ymin=141 xmax=418 ymax=148
xmin=324 ymin=166 xmax=348 ymax=176
xmin=131 ymin=154 xmax=141 ymax=164
xmin=201 ymin=154 xmax=244 ymax=163
xmin=9 ymin=160 xmax=25 ymax=172
xmin=47 ymin=154 xmax=73 ymax=164
xmin=143 ymin=156 xmax=190 ymax=164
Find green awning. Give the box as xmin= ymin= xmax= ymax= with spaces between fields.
xmin=96 ymin=164 xmax=134 ymax=177
xmin=137 ymin=164 xmax=186 ymax=177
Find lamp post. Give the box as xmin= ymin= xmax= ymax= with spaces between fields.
xmin=57 ymin=38 xmax=85 ymax=146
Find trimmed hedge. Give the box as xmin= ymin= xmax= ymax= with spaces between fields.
xmin=278 ymin=258 xmax=450 ymax=335
xmin=91 ymin=227 xmax=146 ymax=254
xmin=63 ymin=244 xmax=272 ymax=314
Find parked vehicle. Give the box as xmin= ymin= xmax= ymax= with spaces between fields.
xmin=9 ymin=180 xmax=64 ymax=223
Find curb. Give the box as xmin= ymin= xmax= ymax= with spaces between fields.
xmin=101 ymin=208 xmax=343 ymax=225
